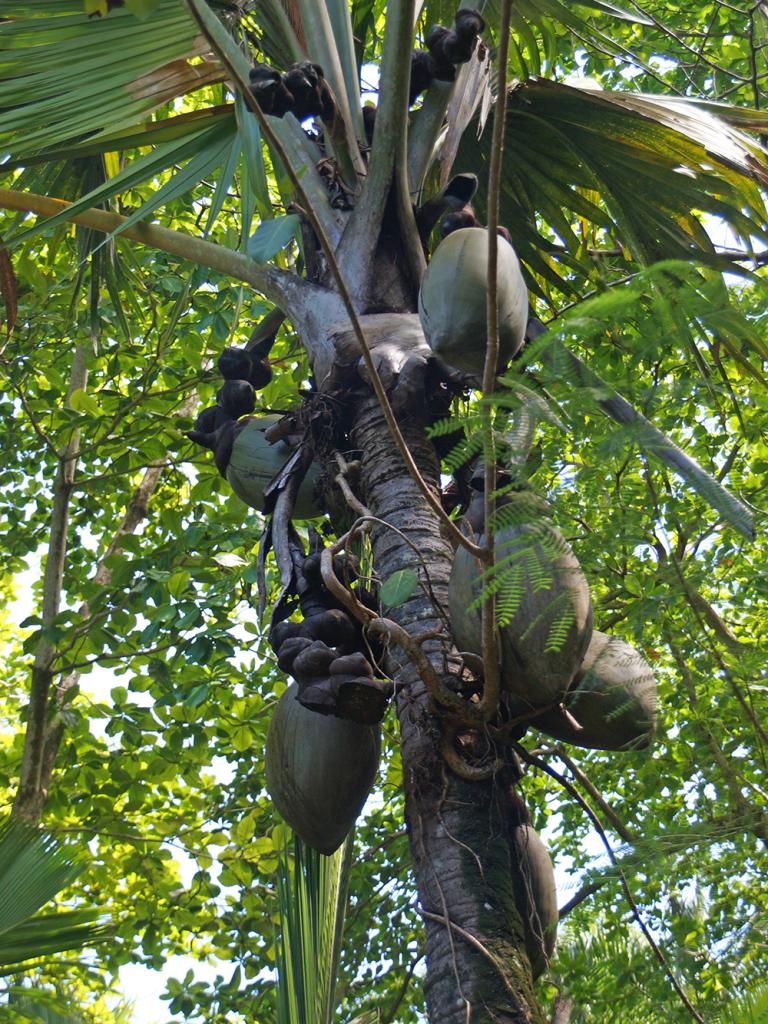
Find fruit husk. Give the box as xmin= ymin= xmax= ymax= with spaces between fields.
xmin=509 ymin=823 xmax=558 ymax=979
xmin=265 ymin=683 xmax=381 ymax=854
xmin=292 ymin=640 xmax=336 ymax=678
xmin=533 ymin=630 xmax=658 ymax=751
xmin=449 ymin=513 xmax=593 ymax=709
xmin=225 ymin=415 xmax=322 ymax=519
xmin=276 ymin=636 xmax=313 ymax=673
xmin=303 ymin=609 xmax=357 ymax=647
xmin=418 ymin=227 xmax=528 ymax=375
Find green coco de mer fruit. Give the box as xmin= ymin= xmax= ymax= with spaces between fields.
xmin=533 ymin=630 xmax=658 ymax=751
xmin=449 ymin=512 xmax=593 ymax=710
xmin=265 ymin=684 xmax=381 ymax=855
xmin=509 ymin=822 xmax=558 ymax=979
xmin=226 ymin=415 xmax=322 ymax=519
xmin=418 ymin=227 xmax=528 ymax=375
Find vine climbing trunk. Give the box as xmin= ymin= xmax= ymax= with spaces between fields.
xmin=351 ymin=392 xmax=547 ymax=1024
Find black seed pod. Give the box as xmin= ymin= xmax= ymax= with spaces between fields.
xmin=426 ymin=9 xmax=484 ymax=78
xmin=302 ymin=552 xmax=323 ymax=583
xmin=194 ymin=405 xmax=231 ymax=433
xmin=270 ymin=620 xmax=307 ymax=649
xmin=454 ymin=8 xmax=485 ymax=39
xmin=277 ymin=636 xmax=313 ymax=673
xmin=293 ymin=640 xmax=337 ymax=678
xmin=425 ymin=25 xmax=456 ymax=81
xmin=303 ymin=609 xmax=357 ymax=648
xmin=218 ymin=347 xmax=253 ymax=381
xmin=440 ymin=206 xmax=481 ymax=237
xmin=282 ymin=62 xmax=335 ymax=121
xmin=444 ymin=8 xmax=485 ymax=61
xmin=212 ymin=420 xmax=236 ymax=477
xmin=217 ymin=379 xmax=256 ymax=418
xmin=186 ymin=429 xmax=216 ymax=451
xmin=329 ymin=652 xmax=373 ymax=677
xmin=248 ymin=358 xmax=273 ymax=391
xmin=249 ymin=62 xmax=294 ymax=118
xmin=409 ymin=49 xmax=436 ymax=105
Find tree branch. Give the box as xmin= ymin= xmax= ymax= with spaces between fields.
xmin=14 ymin=436 xmax=180 ymax=822
xmin=13 ymin=339 xmax=90 ymax=822
xmin=0 ymin=187 xmax=305 ymax=310
xmin=551 ymin=994 xmax=574 ymax=1024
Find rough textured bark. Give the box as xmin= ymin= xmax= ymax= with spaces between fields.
xmin=550 ymin=994 xmax=574 ymax=1024
xmin=351 ymin=394 xmax=547 ymax=1024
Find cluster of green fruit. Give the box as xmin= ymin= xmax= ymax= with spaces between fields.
xmin=449 ymin=490 xmax=658 ymax=753
xmin=445 ymin=487 xmax=656 ymax=976
xmin=265 ymin=546 xmax=389 ymax=856
xmin=188 ymin=339 xmax=322 ymax=518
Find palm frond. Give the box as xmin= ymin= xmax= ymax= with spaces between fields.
xmin=0 ymin=819 xmax=82 ymax=938
xmin=0 ymin=1 xmax=207 ymax=159
xmin=0 ymin=818 xmax=112 ymax=972
xmin=713 ymin=985 xmax=768 ymax=1024
xmin=276 ymin=834 xmax=353 ymax=1024
xmin=3 ymin=105 xmax=236 ymax=168
xmin=246 ymin=0 xmax=306 ymax=69
xmin=6 ymin=119 xmax=239 ymax=249
xmin=455 ymin=78 xmax=768 ymax=296
xmin=0 ymin=910 xmax=113 ymax=971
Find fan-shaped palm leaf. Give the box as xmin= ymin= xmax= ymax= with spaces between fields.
xmin=0 ymin=819 xmax=82 ymax=936
xmin=0 ymin=910 xmax=113 ymax=973
xmin=456 ymin=78 xmax=768 ymax=297
xmin=276 ymin=835 xmax=352 ymax=1024
xmin=0 ymin=818 xmax=112 ymax=970
xmin=0 ymin=1 xmax=214 ymax=158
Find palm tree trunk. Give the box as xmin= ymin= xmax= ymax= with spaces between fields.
xmin=351 ymin=394 xmax=546 ymax=1024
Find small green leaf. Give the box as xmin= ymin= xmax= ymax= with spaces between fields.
xmin=247 ymin=215 xmax=299 ymax=263
xmin=68 ymin=388 xmax=101 ymax=417
xmin=167 ymin=570 xmax=191 ymax=598
xmin=231 ymin=726 xmax=253 ymax=752
xmin=184 ymin=684 xmax=209 ymax=708
xmin=380 ymin=569 xmax=419 ymax=607
xmin=624 ymin=574 xmax=643 ymax=597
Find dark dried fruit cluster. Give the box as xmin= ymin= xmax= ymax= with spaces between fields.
xmin=270 ymin=549 xmax=391 ymax=725
xmin=409 ymin=8 xmax=485 ymax=105
xmin=439 ymin=203 xmax=512 ymax=243
xmin=249 ymin=61 xmax=336 ymax=122
xmin=188 ymin=336 xmax=274 ymax=474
